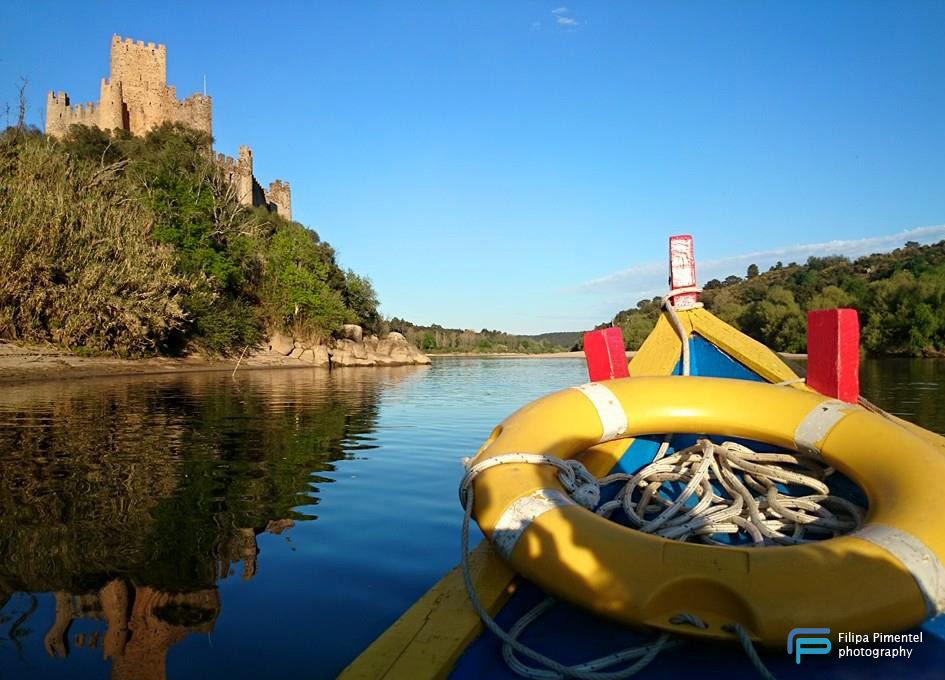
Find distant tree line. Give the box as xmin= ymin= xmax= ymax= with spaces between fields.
xmin=383 ymin=320 xmax=575 ymax=354
xmin=0 ymin=123 xmax=380 ymax=356
xmin=585 ymin=241 xmax=945 ymax=357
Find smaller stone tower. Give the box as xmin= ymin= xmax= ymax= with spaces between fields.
xmin=98 ymin=78 xmax=125 ymax=130
xmin=237 ymin=146 xmax=255 ymax=207
xmin=45 ymin=91 xmax=98 ymax=136
xmin=265 ymin=180 xmax=292 ymax=221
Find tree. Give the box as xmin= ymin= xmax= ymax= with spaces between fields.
xmin=343 ymin=269 xmax=380 ymax=331
xmin=747 ymin=263 xmax=759 ymax=279
xmin=586 ymin=239 xmax=945 ymax=357
xmin=740 ymin=287 xmax=806 ymax=352
xmin=807 ymin=285 xmax=853 ymax=311
xmin=16 ymin=76 xmax=28 ymax=129
xmin=264 ymin=224 xmax=347 ymax=339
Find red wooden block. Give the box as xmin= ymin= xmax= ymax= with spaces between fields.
xmin=806 ymin=308 xmax=860 ymax=403
xmin=669 ymin=234 xmax=699 ymax=309
xmin=584 ymin=328 xmax=630 ymax=382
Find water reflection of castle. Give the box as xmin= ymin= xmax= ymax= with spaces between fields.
xmin=0 ymin=369 xmax=414 ymax=679
xmin=47 ymin=583 xmax=219 ymax=680
xmin=41 ymin=520 xmax=293 ymax=680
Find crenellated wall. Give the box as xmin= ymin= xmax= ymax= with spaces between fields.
xmin=45 ymin=34 xmax=291 ymax=219
xmin=172 ymin=93 xmax=212 ymax=136
xmin=45 ymin=91 xmax=99 ymax=137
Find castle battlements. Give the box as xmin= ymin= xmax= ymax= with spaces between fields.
xmin=113 ymin=35 xmax=166 ymax=50
xmin=45 ymin=34 xmax=292 ymax=220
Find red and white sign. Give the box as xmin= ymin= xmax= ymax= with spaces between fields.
xmin=669 ymin=234 xmax=698 ymax=309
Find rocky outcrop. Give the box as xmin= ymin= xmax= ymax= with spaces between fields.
xmin=263 ymin=327 xmax=430 ymax=368
xmin=341 ymin=324 xmax=363 ymax=342
xmin=267 ymin=332 xmax=295 ymax=356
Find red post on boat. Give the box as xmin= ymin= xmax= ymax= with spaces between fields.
xmin=806 ymin=308 xmax=860 ymax=403
xmin=669 ymin=234 xmax=699 ymax=309
xmin=583 ymin=327 xmax=629 ymax=382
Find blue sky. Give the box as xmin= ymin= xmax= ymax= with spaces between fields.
xmin=2 ymin=2 xmax=944 ymax=333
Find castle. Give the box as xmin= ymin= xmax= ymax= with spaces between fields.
xmin=46 ymin=35 xmax=291 ymax=220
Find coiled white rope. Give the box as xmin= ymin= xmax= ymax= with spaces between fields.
xmin=460 ymin=445 xmax=818 ymax=679
xmin=594 ymin=438 xmax=864 ymax=545
xmin=458 ymin=291 xmax=864 ymax=678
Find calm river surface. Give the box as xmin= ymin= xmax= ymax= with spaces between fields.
xmin=0 ymin=358 xmax=942 ymax=679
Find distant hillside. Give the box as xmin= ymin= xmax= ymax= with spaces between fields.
xmin=385 ymin=320 xmax=580 ymax=354
xmin=586 ymin=240 xmax=945 ymax=356
xmin=526 ymin=331 xmax=583 ymax=347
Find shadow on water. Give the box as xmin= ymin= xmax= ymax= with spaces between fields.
xmin=0 ymin=367 xmax=422 ymax=680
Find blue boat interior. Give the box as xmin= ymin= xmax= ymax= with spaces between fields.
xmin=450 ymin=334 xmax=945 ymax=679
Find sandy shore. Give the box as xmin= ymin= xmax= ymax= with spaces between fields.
xmin=0 ymin=342 xmax=340 ymax=384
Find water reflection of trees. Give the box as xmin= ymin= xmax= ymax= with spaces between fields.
xmin=0 ymin=368 xmax=416 ymax=679
xmin=860 ymin=358 xmax=945 ymax=436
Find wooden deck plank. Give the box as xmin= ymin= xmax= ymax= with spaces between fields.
xmin=338 ymin=541 xmax=515 ymax=680
xmin=627 ymin=313 xmax=691 ymax=377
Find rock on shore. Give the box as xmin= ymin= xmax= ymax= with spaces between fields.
xmin=266 ymin=327 xmax=431 ymax=368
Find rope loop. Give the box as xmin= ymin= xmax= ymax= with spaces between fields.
xmin=669 ymin=613 xmax=708 ymax=629
xmin=662 ymin=286 xmax=705 ymax=309
xmin=723 ymin=624 xmax=777 ymax=680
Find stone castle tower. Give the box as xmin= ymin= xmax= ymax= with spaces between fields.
xmin=46 ymin=35 xmax=291 ymax=220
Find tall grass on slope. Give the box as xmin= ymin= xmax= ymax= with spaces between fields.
xmin=0 ymin=130 xmax=191 ymax=355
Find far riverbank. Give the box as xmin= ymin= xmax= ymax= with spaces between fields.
xmin=430 ymin=351 xmax=607 ymax=359
xmin=431 ymin=351 xmax=808 ymax=360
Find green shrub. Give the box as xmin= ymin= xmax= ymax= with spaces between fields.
xmin=0 ymin=130 xmax=190 ymax=355
xmin=0 ymin=124 xmax=380 ymax=355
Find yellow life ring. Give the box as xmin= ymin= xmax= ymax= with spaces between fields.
xmin=467 ymin=375 xmax=945 ymax=647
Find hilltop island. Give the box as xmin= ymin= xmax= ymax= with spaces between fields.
xmin=0 ymin=35 xmax=430 ymax=378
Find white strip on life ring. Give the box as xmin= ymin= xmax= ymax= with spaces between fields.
xmin=573 ymin=382 xmax=628 ymax=442
xmin=794 ymin=399 xmax=851 ymax=455
xmin=492 ymin=489 xmax=574 ymax=560
xmin=852 ymin=524 xmax=945 ymax=618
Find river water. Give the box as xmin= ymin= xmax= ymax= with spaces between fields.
xmin=0 ymin=358 xmax=942 ymax=679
